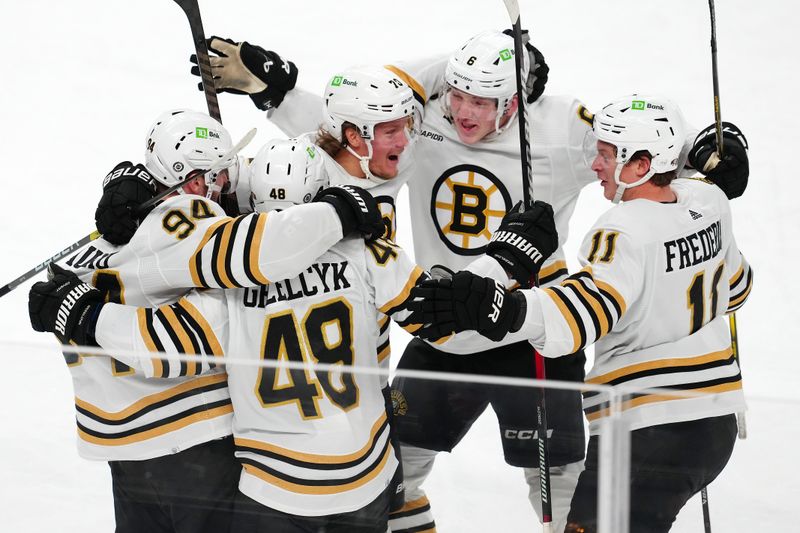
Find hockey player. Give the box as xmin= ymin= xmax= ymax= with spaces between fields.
xmin=178 ymin=28 xmax=753 ymax=532
xmin=29 ymin=136 xmax=429 ymax=532
xmin=406 ymin=95 xmax=753 ymax=533
xmin=29 ymin=111 xmax=386 ymax=533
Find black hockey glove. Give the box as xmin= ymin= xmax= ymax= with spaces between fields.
xmin=29 ymin=265 xmax=104 ymax=346
xmin=190 ymin=36 xmax=298 ymax=111
xmin=486 ymin=201 xmax=558 ymax=288
xmin=502 ymin=29 xmax=549 ymax=103
xmin=313 ymin=185 xmax=386 ymax=241
xmin=407 ymin=268 xmax=526 ymax=342
xmin=95 ymin=161 xmax=158 ymax=245
xmin=687 ymin=122 xmax=749 ymax=199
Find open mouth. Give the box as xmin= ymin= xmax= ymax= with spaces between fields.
xmin=457 ymin=120 xmax=479 ymax=134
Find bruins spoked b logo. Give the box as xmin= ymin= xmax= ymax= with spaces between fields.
xmin=431 ymin=165 xmax=512 ymax=255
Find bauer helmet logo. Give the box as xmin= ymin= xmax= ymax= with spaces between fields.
xmin=632 ymin=100 xmax=646 ymax=110
xmin=499 ymin=49 xmax=512 ymax=61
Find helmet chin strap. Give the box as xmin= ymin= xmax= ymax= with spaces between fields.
xmin=611 ymin=163 xmax=655 ymax=204
xmin=345 ymin=141 xmax=390 ymax=184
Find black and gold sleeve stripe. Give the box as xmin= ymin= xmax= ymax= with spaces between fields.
xmin=190 ymin=213 xmax=271 ymax=289
xmin=136 ymin=298 xmax=224 ymax=378
xmin=727 ymin=256 xmax=753 ymax=313
xmin=539 ymin=260 xmax=569 ymax=286
xmin=542 ymin=266 xmax=626 ymax=354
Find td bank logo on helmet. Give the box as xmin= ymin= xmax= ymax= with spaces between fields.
xmin=499 ymin=48 xmax=513 ymax=61
xmin=632 ymin=100 xmax=664 ymax=111
xmin=331 ymin=76 xmax=358 ymax=88
xmin=195 ymin=127 xmax=221 ymax=139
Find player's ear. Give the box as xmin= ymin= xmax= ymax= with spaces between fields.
xmin=636 ymin=156 xmax=651 ymax=178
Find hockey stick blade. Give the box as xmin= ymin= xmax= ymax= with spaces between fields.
xmin=173 ymin=0 xmax=221 ymax=121
xmin=502 ymin=0 xmax=520 ymax=22
xmin=0 ymin=231 xmax=101 ymax=298
xmin=136 ymin=127 xmax=257 ymax=213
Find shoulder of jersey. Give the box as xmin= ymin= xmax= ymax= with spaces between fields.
xmin=148 ymin=194 xmax=224 ymax=216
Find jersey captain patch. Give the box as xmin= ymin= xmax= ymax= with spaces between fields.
xmin=430 ymin=164 xmax=512 ymax=255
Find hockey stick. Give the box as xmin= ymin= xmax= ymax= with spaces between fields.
xmin=136 ymin=127 xmax=256 ymax=213
xmin=0 ymin=231 xmax=101 ymax=298
xmin=0 ymin=128 xmax=255 ymax=299
xmin=502 ymin=2 xmax=553 ymax=531
xmin=173 ymin=0 xmax=221 ymax=121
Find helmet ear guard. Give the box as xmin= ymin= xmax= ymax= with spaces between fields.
xmin=591 ymin=95 xmax=686 ymax=203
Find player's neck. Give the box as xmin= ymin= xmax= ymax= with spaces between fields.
xmin=623 ymin=182 xmax=676 ymax=203
xmin=334 ymin=151 xmax=367 ymax=180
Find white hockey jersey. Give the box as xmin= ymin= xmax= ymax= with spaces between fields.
xmin=60 ymin=194 xmax=344 ymax=461
xmin=519 ymin=178 xmax=753 ymax=433
xmin=96 ymin=236 xmax=424 ymax=516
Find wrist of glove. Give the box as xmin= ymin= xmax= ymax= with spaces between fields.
xmin=687 ymin=122 xmax=749 ymax=199
xmin=95 ymin=162 xmax=158 ymax=245
xmin=313 ymin=185 xmax=386 ymax=241
xmin=502 ymin=29 xmax=549 ymax=103
xmin=408 ymin=269 xmax=526 ymax=342
xmin=191 ymin=36 xmax=298 ymax=111
xmin=486 ymin=200 xmax=558 ymax=287
xmin=29 ymin=265 xmax=104 ymax=346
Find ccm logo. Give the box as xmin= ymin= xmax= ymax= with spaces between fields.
xmin=503 ymin=429 xmax=554 ymax=440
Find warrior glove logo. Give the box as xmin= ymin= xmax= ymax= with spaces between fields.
xmin=490 ymin=230 xmax=544 ymax=264
xmin=54 ymin=283 xmax=94 ymax=337
xmin=341 ymin=185 xmax=369 ymax=214
xmin=488 ymin=280 xmax=505 ymax=323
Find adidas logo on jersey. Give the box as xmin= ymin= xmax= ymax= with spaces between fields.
xmin=689 ymin=209 xmax=703 ymax=220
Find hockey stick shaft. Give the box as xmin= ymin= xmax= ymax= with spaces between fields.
xmin=0 ymin=231 xmax=101 ymax=298
xmin=708 ymin=0 xmax=724 ymax=157
xmin=701 ymin=487 xmax=712 ymax=533
xmin=173 ymin=0 xmax=221 ymax=122
xmin=502 ymin=1 xmax=552 ymax=530
xmin=136 ymin=127 xmax=256 ymax=213
xmin=729 ymin=312 xmax=747 ymax=438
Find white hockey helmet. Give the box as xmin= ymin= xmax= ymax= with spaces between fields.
xmin=590 ymin=95 xmax=686 ymax=203
xmin=444 ymin=30 xmax=529 ymax=134
xmin=322 ymin=66 xmax=416 ymax=182
xmin=249 ymin=137 xmax=328 ymax=213
xmin=144 ymin=109 xmax=239 ymax=198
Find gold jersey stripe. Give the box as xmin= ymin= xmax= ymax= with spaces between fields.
xmin=378 ymin=314 xmax=390 ymax=329
xmin=236 ymin=411 xmax=388 ymax=464
xmin=78 ymin=403 xmax=233 ymax=445
xmin=214 ymin=219 xmax=237 ymax=288
xmin=539 ymin=260 xmax=567 ymax=280
xmin=433 ymin=333 xmax=453 ymax=345
xmin=177 ymin=298 xmax=224 ymax=356
xmin=137 ymin=308 xmax=164 ymax=377
xmin=75 ymin=373 xmax=228 ymax=420
xmin=242 ymin=443 xmax=393 ymax=496
xmin=729 ymin=262 xmax=745 ymax=286
xmin=563 ymin=278 xmax=610 ymax=337
xmin=159 ymin=305 xmax=197 ymax=376
xmin=542 ymin=287 xmax=582 ymax=355
xmin=384 ymin=65 xmax=427 ymax=104
xmin=189 ymin=218 xmax=230 ymax=287
xmin=379 ymin=266 xmax=425 ymax=314
xmin=586 ymin=347 xmax=733 ymax=385
xmin=728 ymin=280 xmax=753 ymax=309
xmin=248 ymin=213 xmax=271 ymax=285
xmin=377 ymin=344 xmax=391 ymax=363
xmin=401 ymin=322 xmax=422 ymax=334
xmin=586 ymin=380 xmax=743 ymax=422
